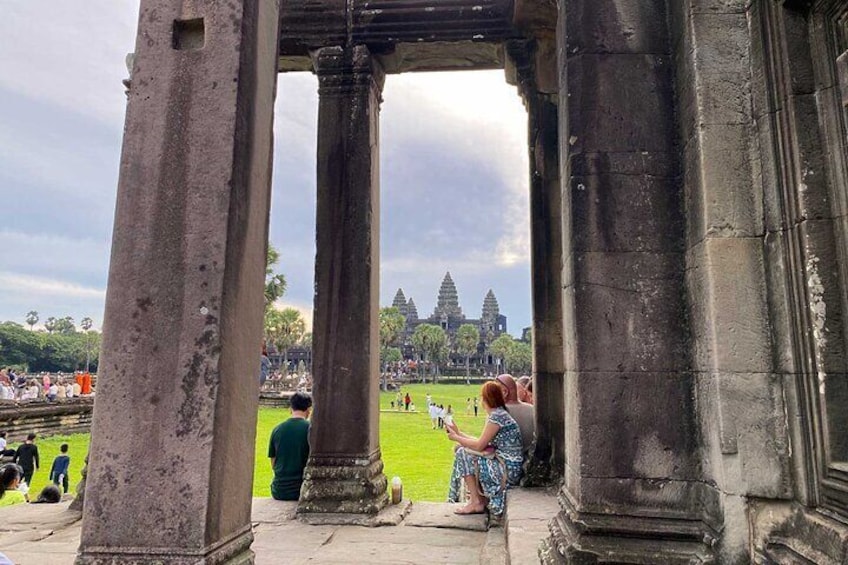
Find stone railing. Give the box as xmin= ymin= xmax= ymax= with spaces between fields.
xmin=0 ymin=398 xmax=94 ymax=442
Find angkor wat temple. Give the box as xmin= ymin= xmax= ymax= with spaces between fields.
xmin=390 ymin=272 xmax=508 ymax=343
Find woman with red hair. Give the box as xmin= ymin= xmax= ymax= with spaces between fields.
xmin=446 ymin=381 xmax=523 ymax=515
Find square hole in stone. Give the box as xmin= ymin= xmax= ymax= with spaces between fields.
xmin=173 ymin=18 xmax=205 ymax=51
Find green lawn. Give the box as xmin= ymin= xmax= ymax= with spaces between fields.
xmin=18 ymin=383 xmax=483 ymax=502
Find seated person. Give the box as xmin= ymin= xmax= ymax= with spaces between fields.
xmin=516 ymin=375 xmax=534 ymax=405
xmin=32 ymin=484 xmax=61 ymax=503
xmin=0 ymin=464 xmax=28 ymax=507
xmin=496 ymin=374 xmax=535 ymax=454
xmin=446 ymin=382 xmax=523 ymax=516
xmin=268 ymin=391 xmax=312 ymax=501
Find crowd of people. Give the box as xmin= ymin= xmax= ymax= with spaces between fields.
xmin=0 ymin=369 xmax=94 ymax=401
xmin=265 ymin=373 xmax=536 ymax=518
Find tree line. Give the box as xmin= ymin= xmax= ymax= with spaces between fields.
xmin=0 ymin=313 xmax=101 ymax=373
xmin=379 ymin=306 xmax=532 ymax=383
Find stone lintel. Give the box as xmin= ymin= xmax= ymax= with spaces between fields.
xmin=281 ymin=41 xmax=506 ymax=74
xmin=279 ymin=0 xmax=518 ymax=58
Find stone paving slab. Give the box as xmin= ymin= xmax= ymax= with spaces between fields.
xmin=505 ymin=488 xmax=560 ymax=564
xmin=301 ymin=525 xmax=487 ymax=564
xmin=404 ymin=502 xmax=489 ymax=531
xmin=0 ymin=499 xmax=492 ymax=565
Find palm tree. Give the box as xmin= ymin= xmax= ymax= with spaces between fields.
xmin=265 ymin=307 xmax=306 ymax=371
xmin=81 ymin=317 xmax=94 ymax=372
xmin=455 ymin=324 xmax=480 ymax=385
xmin=25 ymin=311 xmax=38 ymax=331
xmin=412 ymin=324 xmax=447 ymax=384
xmin=44 ymin=317 xmax=57 ymax=334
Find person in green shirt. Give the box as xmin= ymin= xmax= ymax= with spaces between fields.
xmin=0 ymin=464 xmax=27 ymax=507
xmin=268 ymin=392 xmax=312 ymax=501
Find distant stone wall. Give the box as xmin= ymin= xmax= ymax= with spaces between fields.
xmin=258 ymin=392 xmax=292 ymax=409
xmin=0 ymin=398 xmax=94 ymax=442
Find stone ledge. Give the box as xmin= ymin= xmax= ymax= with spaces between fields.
xmin=298 ymin=499 xmax=411 ymax=527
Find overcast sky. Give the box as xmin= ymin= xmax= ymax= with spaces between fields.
xmin=0 ymin=2 xmax=532 ymax=335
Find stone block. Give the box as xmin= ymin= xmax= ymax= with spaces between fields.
xmin=762 ymin=231 xmax=798 ymax=374
xmin=565 ymin=0 xmax=669 ymax=55
xmin=686 ymin=238 xmax=772 ymax=373
xmin=571 ymin=173 xmax=685 ymax=253
xmin=791 ymin=94 xmax=833 ymax=221
xmin=684 ymin=124 xmax=761 ymax=241
xmin=689 ymin=13 xmax=750 ymax=78
xmin=709 ymin=372 xmax=792 ymax=498
xmin=571 ymin=371 xmax=700 ymax=480
xmin=404 ymin=502 xmax=488 ymax=531
xmin=567 ymin=54 xmax=675 ymax=154
xmin=570 ymin=252 xmax=689 ymax=373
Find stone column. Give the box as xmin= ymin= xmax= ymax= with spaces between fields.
xmin=508 ymin=40 xmax=566 ymax=486
xmin=297 ymin=45 xmax=389 ymax=518
xmin=76 ymin=1 xmax=279 ymax=563
xmin=541 ymin=0 xmax=713 ymax=562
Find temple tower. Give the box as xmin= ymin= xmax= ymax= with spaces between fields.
xmin=481 ymin=289 xmax=500 ymax=326
xmin=433 ymin=272 xmax=464 ymax=319
xmin=406 ymin=298 xmax=419 ymax=321
xmin=392 ymin=288 xmax=409 ymax=318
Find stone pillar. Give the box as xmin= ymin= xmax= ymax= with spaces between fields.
xmin=297 ymin=45 xmax=389 ymax=518
xmin=76 ymin=0 xmax=279 ymax=563
xmin=508 ymin=40 xmax=565 ymax=486
xmin=541 ymin=0 xmax=713 ymax=562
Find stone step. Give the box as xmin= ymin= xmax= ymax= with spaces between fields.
xmin=504 ymin=488 xmax=560 ymax=564
xmin=404 ymin=501 xmax=489 ymax=532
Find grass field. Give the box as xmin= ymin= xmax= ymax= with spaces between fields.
xmin=19 ymin=383 xmax=483 ymax=502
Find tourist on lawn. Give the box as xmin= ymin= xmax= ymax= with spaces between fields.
xmin=268 ymin=392 xmax=312 ymax=501
xmin=395 ymin=391 xmax=402 ymax=411
xmin=32 ymin=484 xmax=61 ymax=503
xmin=0 ymin=464 xmax=28 ymax=506
xmin=428 ymin=402 xmax=439 ymax=429
xmin=465 ymin=397 xmax=472 ymax=415
xmin=446 ymin=381 xmax=523 ymax=516
xmin=49 ymin=443 xmax=70 ymax=494
xmin=495 ymin=374 xmax=536 ymax=453
xmin=473 ymin=397 xmax=478 ymax=417
xmin=437 ymin=404 xmax=446 ymax=429
xmin=14 ymin=433 xmax=39 ymax=486
xmin=404 ymin=392 xmax=411 ymax=411
xmin=259 ymin=346 xmax=271 ymax=387
xmin=517 ymin=375 xmax=534 ymax=405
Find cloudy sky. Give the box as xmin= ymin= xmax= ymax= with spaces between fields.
xmin=0 ymin=2 xmax=532 ymax=335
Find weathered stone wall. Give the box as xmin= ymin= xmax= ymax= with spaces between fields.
xmin=670 ymin=0 xmax=793 ymax=561
xmin=0 ymin=399 xmax=94 ymax=443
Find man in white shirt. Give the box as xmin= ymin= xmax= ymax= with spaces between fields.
xmin=428 ymin=402 xmax=439 ymax=429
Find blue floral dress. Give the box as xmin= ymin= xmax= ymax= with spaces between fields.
xmin=447 ymin=407 xmax=523 ymax=515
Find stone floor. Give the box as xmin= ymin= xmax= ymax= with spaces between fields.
xmin=0 ymin=489 xmax=559 ymax=564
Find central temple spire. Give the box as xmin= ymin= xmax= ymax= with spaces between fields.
xmin=433 ymin=271 xmax=464 ymax=319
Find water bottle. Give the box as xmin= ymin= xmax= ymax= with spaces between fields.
xmin=391 ymin=476 xmax=403 ymax=505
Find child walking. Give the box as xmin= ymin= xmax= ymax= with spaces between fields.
xmin=49 ymin=443 xmax=70 ymax=494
